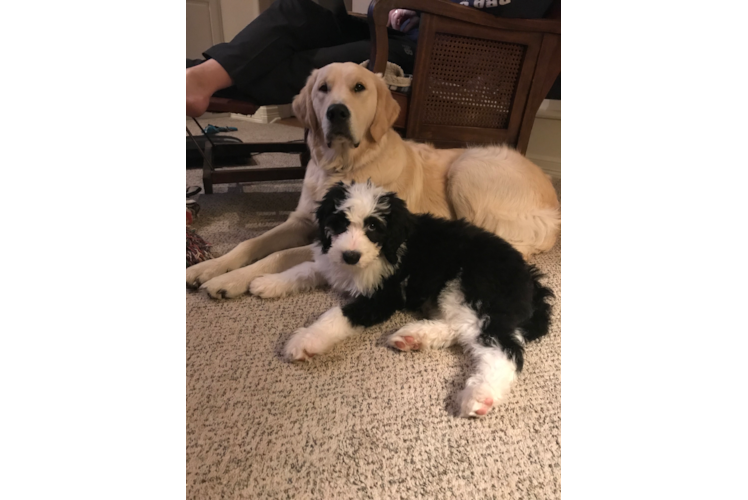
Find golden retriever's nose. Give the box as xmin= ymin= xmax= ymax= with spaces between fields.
xmin=326 ymin=104 xmax=350 ymax=124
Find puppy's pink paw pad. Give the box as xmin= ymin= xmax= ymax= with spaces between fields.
xmin=458 ymin=387 xmax=495 ymax=418
xmin=389 ymin=335 xmax=421 ymax=351
xmin=402 ymin=336 xmax=421 ymax=349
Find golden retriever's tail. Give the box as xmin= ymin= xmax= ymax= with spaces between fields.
xmin=470 ymin=206 xmax=560 ymax=258
xmin=447 ymin=145 xmax=560 ymax=258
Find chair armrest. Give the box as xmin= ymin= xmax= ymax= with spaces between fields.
xmin=367 ymin=0 xmax=560 ymax=73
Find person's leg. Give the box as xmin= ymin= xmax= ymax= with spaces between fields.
xmin=204 ymin=0 xmax=343 ymax=84
xmin=187 ymin=0 xmax=419 ymax=112
xmin=224 ymin=40 xmax=371 ymax=105
xmin=244 ymin=34 xmax=417 ymax=105
xmin=381 ymin=34 xmax=418 ymax=75
xmin=186 ymin=0 xmax=345 ymax=116
xmin=334 ymin=16 xmax=419 ymax=73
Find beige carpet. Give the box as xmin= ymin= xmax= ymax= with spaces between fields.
xmin=186 ymin=121 xmax=561 ymax=499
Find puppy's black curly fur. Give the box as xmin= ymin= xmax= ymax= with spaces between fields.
xmin=316 ymin=181 xmax=554 ymax=371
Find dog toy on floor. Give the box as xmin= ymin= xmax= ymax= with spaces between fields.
xmin=186 ymin=186 xmax=213 ymax=267
xmin=187 ymin=228 xmax=213 ymax=267
xmin=202 ymin=124 xmax=238 ymax=135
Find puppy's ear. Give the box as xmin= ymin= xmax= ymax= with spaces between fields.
xmin=292 ymin=69 xmax=320 ymax=131
xmin=381 ymin=193 xmax=414 ymax=265
xmin=315 ymin=182 xmax=348 ymax=249
xmin=369 ymin=73 xmax=401 ymax=143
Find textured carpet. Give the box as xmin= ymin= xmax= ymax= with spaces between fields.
xmin=186 ymin=132 xmax=561 ymax=499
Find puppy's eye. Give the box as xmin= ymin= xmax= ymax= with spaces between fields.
xmin=367 ymin=222 xmax=377 ymax=231
xmin=353 ymin=83 xmax=366 ymax=93
xmin=319 ymin=83 xmax=328 ymax=93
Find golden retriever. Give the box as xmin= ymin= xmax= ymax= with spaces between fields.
xmin=186 ymin=62 xmax=559 ymax=298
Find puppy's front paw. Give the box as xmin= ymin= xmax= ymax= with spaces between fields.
xmin=283 ymin=328 xmax=326 ymax=362
xmin=249 ymin=274 xmax=290 ymax=299
xmin=457 ymin=384 xmax=495 ymax=418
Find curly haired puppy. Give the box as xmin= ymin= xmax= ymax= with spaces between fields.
xmin=251 ymin=181 xmax=554 ymax=418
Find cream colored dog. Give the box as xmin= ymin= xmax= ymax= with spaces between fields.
xmin=187 ymin=62 xmax=559 ymax=299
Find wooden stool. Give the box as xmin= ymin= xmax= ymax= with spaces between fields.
xmin=188 ymin=97 xmax=310 ymax=194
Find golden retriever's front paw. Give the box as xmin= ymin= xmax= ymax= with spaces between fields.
xmin=200 ymin=269 xmax=257 ymax=299
xmin=249 ymin=274 xmax=290 ymax=299
xmin=186 ymin=258 xmax=229 ymax=289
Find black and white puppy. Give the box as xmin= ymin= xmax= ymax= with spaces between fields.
xmin=250 ymin=181 xmax=554 ymax=418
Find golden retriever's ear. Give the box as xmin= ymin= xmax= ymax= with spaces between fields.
xmin=370 ymin=74 xmax=401 ymax=143
xmin=292 ymin=69 xmax=319 ymax=131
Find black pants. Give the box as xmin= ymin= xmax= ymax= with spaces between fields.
xmin=202 ymin=0 xmax=417 ymax=105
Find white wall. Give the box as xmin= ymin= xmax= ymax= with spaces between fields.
xmin=220 ymin=0 xmax=275 ymax=42
xmin=186 ymin=0 xmax=225 ymax=59
xmin=526 ymin=100 xmax=561 ymax=178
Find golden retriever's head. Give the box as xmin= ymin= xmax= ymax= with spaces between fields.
xmin=292 ymin=63 xmax=400 ymax=150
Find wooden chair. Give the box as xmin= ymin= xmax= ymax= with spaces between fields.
xmin=367 ymin=0 xmax=560 ymax=152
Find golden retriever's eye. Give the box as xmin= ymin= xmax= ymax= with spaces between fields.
xmin=353 ymin=83 xmax=366 ymax=93
xmin=319 ymin=83 xmax=328 ymax=93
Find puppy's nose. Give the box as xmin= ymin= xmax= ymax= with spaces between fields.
xmin=326 ymin=104 xmax=350 ymax=123
xmin=342 ymin=250 xmax=361 ymax=265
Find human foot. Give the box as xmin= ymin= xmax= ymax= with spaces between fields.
xmin=186 ymin=59 xmax=232 ymax=117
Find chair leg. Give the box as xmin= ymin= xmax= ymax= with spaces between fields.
xmin=300 ymin=148 xmax=310 ymax=168
xmin=187 ymin=120 xmax=217 ymax=194
xmin=300 ymin=129 xmax=310 ymax=168
xmin=202 ymin=142 xmax=214 ymax=195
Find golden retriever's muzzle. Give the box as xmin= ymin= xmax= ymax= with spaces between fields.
xmin=325 ymin=104 xmax=359 ymax=148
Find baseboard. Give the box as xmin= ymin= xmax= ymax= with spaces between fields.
xmin=231 ymin=104 xmax=294 ymax=124
xmin=535 ymin=99 xmax=561 ymax=120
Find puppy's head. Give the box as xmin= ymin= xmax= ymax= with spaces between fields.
xmin=292 ymin=63 xmax=400 ymax=151
xmin=316 ymin=181 xmax=414 ymax=270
